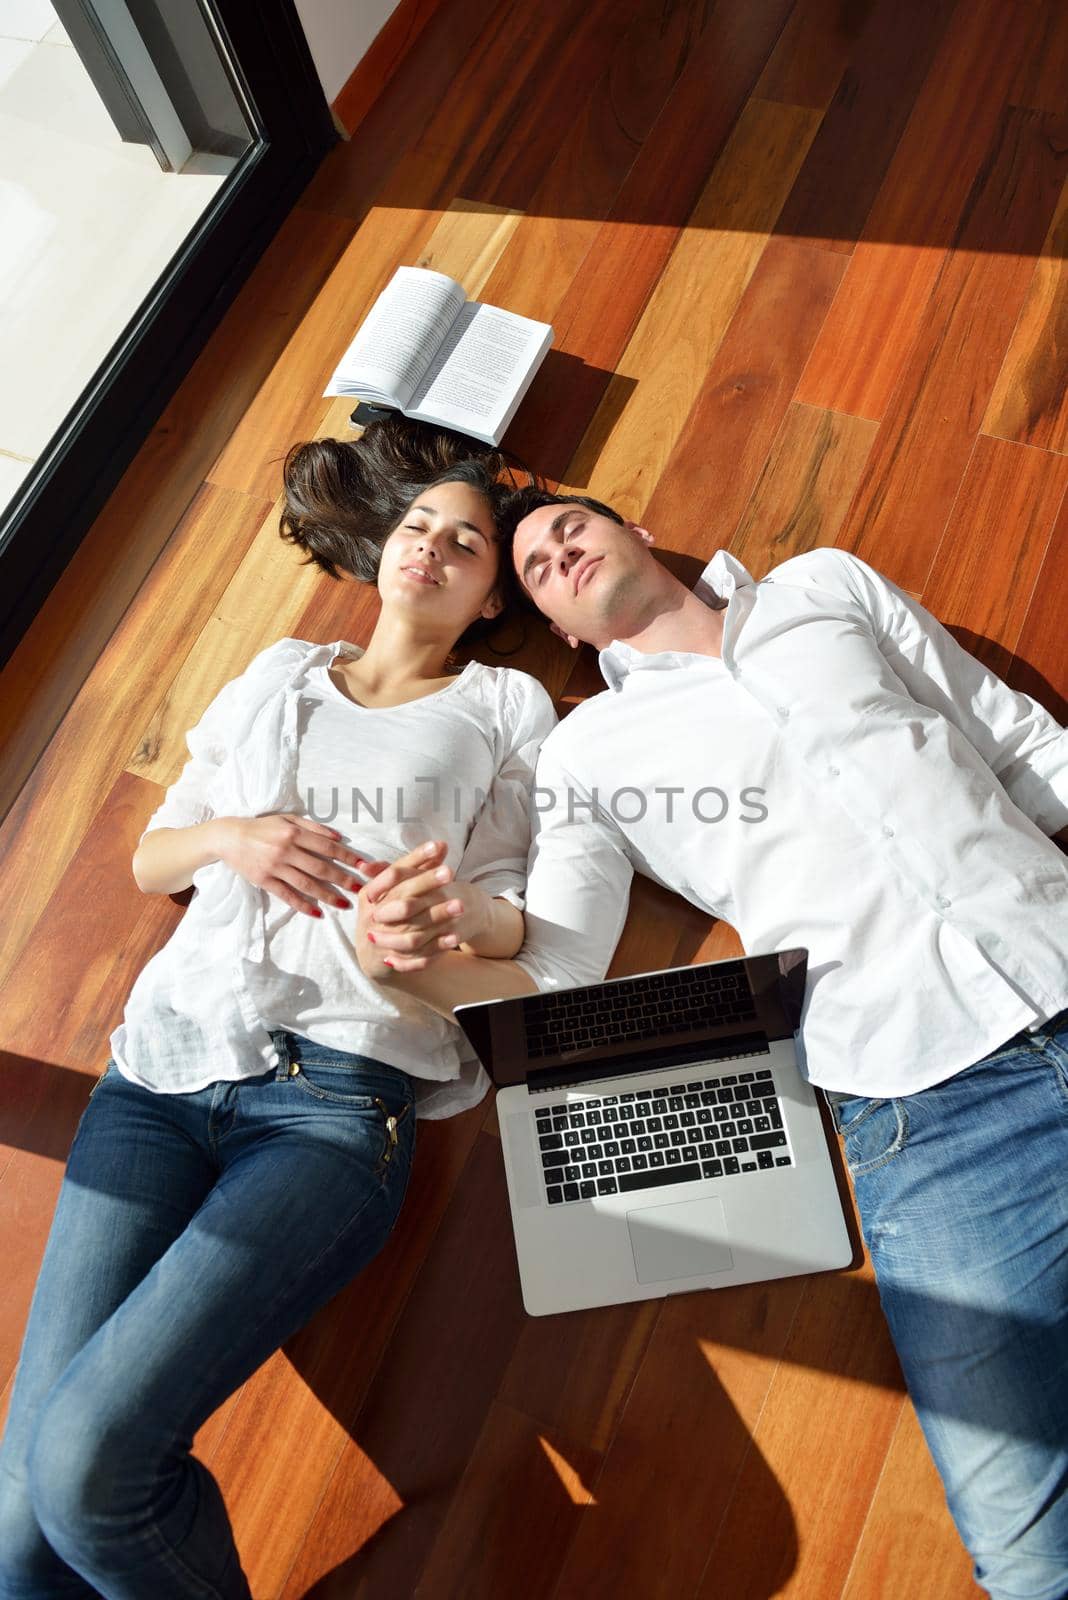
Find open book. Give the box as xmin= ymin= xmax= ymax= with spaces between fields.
xmin=324 ymin=266 xmax=553 ymax=447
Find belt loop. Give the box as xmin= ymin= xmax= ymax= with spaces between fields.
xmin=273 ymin=1031 xmax=292 ymax=1081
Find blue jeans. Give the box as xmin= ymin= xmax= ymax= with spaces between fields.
xmin=0 ymin=1031 xmax=416 ymax=1599
xmin=829 ymin=1005 xmax=1068 ymax=1600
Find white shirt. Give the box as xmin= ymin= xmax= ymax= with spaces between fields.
xmin=111 ymin=639 xmax=557 ymax=1118
xmin=513 ymin=547 xmax=1068 ymax=1098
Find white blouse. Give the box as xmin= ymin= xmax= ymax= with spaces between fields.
xmin=110 ymin=639 xmax=557 ymax=1118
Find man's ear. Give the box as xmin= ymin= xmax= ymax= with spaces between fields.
xmin=549 ymin=620 xmax=581 ymax=650
xmin=625 ymin=520 xmax=655 ymax=546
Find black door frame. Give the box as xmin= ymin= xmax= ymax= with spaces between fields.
xmin=0 ymin=0 xmax=337 ymax=670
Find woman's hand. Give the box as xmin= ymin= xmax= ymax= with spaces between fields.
xmin=354 ymin=840 xmax=488 ymax=976
xmin=215 ymin=814 xmax=367 ymax=916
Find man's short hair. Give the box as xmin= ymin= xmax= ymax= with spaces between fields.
xmin=498 ymin=486 xmax=626 ymax=550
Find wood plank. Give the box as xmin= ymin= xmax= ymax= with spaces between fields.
xmin=299 ymin=0 xmax=506 ymax=222
xmin=1008 ymin=0 xmax=1068 ymax=115
xmin=840 ymin=105 xmax=1068 ymax=592
xmin=278 ymin=1133 xmax=528 ymax=1597
xmin=841 ymin=1403 xmax=983 ymax=1600
xmin=795 ymin=0 xmax=1044 ymax=420
xmin=772 ymin=0 xmax=958 ymax=252
xmin=505 ymin=0 xmax=798 ymax=480
xmin=417 ymin=1400 xmax=603 ymax=1599
xmin=983 ymin=177 xmax=1068 ymax=454
xmin=479 ymin=0 xmax=728 ymax=328
xmin=637 ymin=236 xmax=848 ymax=555
xmin=0 ymin=484 xmax=271 ymax=991
xmin=331 ymin=0 xmax=445 ymax=137
xmin=127 ymin=498 xmax=321 ymax=791
xmin=920 ymin=434 xmax=1068 ymax=680
xmin=695 ymin=1265 xmax=905 ymax=1599
xmin=568 ymin=98 xmax=823 ymax=522
xmin=730 ymin=402 xmax=879 ymax=573
xmin=752 ymin=0 xmax=851 ymax=111
xmin=0 ymin=208 xmax=352 ymax=828
xmin=551 ymin=1280 xmax=810 ymax=1599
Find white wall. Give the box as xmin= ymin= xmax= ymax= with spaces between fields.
xmin=292 ymin=0 xmax=402 ymax=106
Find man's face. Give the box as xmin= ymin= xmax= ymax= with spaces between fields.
xmin=513 ymin=502 xmax=652 ymax=646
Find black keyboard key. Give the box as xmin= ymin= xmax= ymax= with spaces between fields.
xmin=579 ymin=1180 xmax=596 ymax=1200
xmin=564 ymin=1131 xmax=581 ymax=1148
xmin=649 ymin=1151 xmax=666 ymax=1167
xmin=681 ymin=1147 xmax=699 ymax=1163
xmin=687 ymin=1129 xmax=704 ymax=1145
xmin=563 ymin=1182 xmax=579 ymax=1201
xmin=632 ymin=1154 xmax=649 ymax=1170
xmin=542 ymin=1150 xmax=567 ymax=1169
xmin=666 ymin=1148 xmax=682 ymax=1165
xmin=617 ymin=1164 xmax=700 ymax=1194
xmin=620 ymin=1139 xmax=636 ymax=1155
xmin=539 ymin=1133 xmax=563 ymax=1151
xmin=732 ymin=1137 xmax=749 ymax=1154
xmin=775 ymin=1156 xmax=792 ymax=1167
xmin=758 ymin=1150 xmax=775 ymax=1169
xmin=724 ymin=1157 xmax=740 ymax=1175
xmin=714 ymin=1140 xmax=732 ymax=1158
xmin=637 ymin=1136 xmax=653 ymax=1152
xmin=680 ymin=1112 xmax=696 ymax=1128
xmin=604 ymin=1141 xmax=621 ymax=1158
xmin=701 ymin=1160 xmax=724 ymax=1179
xmin=564 ymin=1165 xmax=581 ymax=1183
xmin=750 ymin=1132 xmax=788 ymax=1151
xmin=581 ymin=1163 xmax=597 ymax=1179
xmin=617 ymin=1157 xmax=632 ymax=1173
xmin=597 ymin=1178 xmax=618 ymax=1196
xmin=546 ymin=1185 xmax=563 ymax=1203
xmin=742 ymin=1161 xmax=757 ymax=1172
xmin=535 ymin=1107 xmax=552 ymax=1121
xmin=663 ymin=1115 xmax=680 ymax=1130
xmin=598 ymin=1159 xmax=614 ymax=1176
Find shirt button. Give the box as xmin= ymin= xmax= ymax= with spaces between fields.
xmin=777 ymin=706 xmax=790 ymax=720
xmin=882 ymin=824 xmax=894 ymax=838
xmin=936 ymin=895 xmax=951 ymax=910
xmin=828 ymin=765 xmax=840 ymax=778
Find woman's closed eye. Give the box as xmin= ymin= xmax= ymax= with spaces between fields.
xmin=404 ymin=524 xmax=479 ymax=555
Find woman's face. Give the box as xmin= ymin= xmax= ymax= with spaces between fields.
xmin=377 ymin=478 xmax=502 ymax=637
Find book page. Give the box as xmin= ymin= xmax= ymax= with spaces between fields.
xmin=325 ymin=267 xmax=465 ymax=409
xmin=409 ymin=302 xmax=549 ymax=430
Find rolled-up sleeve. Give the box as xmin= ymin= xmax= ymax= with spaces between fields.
xmin=457 ymin=673 xmax=558 ymax=909
xmin=511 ymin=734 xmax=634 ymax=991
xmin=834 ymin=550 xmax=1068 ymax=836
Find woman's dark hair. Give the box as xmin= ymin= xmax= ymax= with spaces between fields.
xmin=279 ymin=415 xmax=527 ymax=651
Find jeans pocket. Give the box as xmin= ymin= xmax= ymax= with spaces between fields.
xmin=840 ymin=1097 xmax=909 ymax=1176
xmin=290 ymin=1064 xmax=413 ymax=1178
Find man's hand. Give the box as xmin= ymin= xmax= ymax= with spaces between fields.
xmin=355 ymin=840 xmax=484 ymax=976
xmin=215 ymin=814 xmax=367 ymax=916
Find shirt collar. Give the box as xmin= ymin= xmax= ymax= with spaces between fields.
xmin=597 ymin=549 xmax=755 ymax=693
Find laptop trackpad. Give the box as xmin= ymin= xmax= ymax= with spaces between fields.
xmin=627 ymin=1196 xmax=734 ymax=1283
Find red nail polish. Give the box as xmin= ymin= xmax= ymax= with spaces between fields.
xmin=311 ymin=908 xmax=323 ymax=918
xmin=384 ymin=958 xmax=395 ymax=968
xmin=367 ymin=932 xmax=376 ymax=944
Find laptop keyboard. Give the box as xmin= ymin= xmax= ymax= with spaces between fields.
xmin=523 ymin=963 xmax=756 ymax=1059
xmin=535 ymin=1066 xmax=792 ymax=1205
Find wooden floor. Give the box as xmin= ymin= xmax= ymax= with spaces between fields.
xmin=2 ymin=0 xmax=1067 ymax=1593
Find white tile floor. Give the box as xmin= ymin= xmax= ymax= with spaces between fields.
xmin=0 ymin=1 xmax=241 ymax=518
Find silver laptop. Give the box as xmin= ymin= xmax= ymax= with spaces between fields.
xmin=454 ymin=948 xmax=855 ymax=1316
